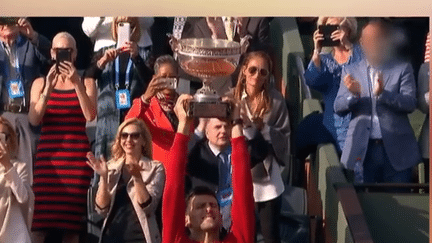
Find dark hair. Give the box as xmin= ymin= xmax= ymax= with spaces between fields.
xmin=154 ymin=54 xmax=178 ymax=74
xmin=185 ymin=186 xmax=219 ymax=210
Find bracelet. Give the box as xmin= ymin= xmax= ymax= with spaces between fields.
xmin=40 ymin=93 xmax=48 ymax=101
xmin=232 ymin=118 xmax=243 ymax=126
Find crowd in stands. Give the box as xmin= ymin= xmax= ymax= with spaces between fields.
xmin=0 ymin=16 xmax=429 ymax=243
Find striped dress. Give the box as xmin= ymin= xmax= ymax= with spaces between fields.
xmin=32 ymin=89 xmax=93 ymax=232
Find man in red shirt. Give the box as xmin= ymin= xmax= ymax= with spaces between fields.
xmin=162 ymin=94 xmax=255 ymax=243
xmin=125 ymin=55 xmax=180 ymax=165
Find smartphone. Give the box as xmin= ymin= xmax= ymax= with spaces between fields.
xmin=117 ymin=22 xmax=130 ymax=49
xmin=159 ymin=78 xmax=178 ymax=90
xmin=55 ymin=49 xmax=72 ymax=72
xmin=319 ymin=25 xmax=340 ymax=47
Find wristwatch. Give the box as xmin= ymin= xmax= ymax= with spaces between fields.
xmin=232 ymin=118 xmax=243 ymax=126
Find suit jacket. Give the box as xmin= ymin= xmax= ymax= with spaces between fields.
xmin=0 ymin=34 xmax=51 ymax=107
xmin=417 ymin=62 xmax=429 ymax=158
xmin=334 ymin=59 xmax=421 ymax=171
xmin=96 ymin=156 xmax=165 ymax=243
xmin=186 ymin=131 xmax=269 ymax=193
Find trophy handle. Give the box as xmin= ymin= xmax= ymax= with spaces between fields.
xmin=240 ymin=35 xmax=252 ymax=54
xmin=168 ymin=34 xmax=180 ymax=53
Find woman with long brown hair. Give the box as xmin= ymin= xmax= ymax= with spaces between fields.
xmin=233 ymin=51 xmax=290 ymax=243
xmin=87 ymin=118 xmax=165 ymax=243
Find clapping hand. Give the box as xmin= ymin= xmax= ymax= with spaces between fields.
xmin=373 ymin=72 xmax=384 ymax=96
xmin=86 ymin=152 xmax=108 ymax=179
xmin=344 ymin=74 xmax=362 ymax=96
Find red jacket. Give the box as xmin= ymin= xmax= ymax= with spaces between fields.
xmin=162 ymin=133 xmax=255 ymax=243
xmin=125 ymin=97 xmax=176 ymax=166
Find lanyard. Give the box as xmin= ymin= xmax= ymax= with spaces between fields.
xmin=1 ymin=42 xmax=21 ymax=79
xmin=114 ymin=56 xmax=133 ymax=90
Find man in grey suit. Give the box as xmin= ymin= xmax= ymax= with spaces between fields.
xmin=334 ymin=19 xmax=421 ymax=183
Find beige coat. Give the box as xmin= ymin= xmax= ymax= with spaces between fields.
xmin=96 ymin=156 xmax=165 ymax=243
xmin=0 ymin=160 xmax=34 ymax=243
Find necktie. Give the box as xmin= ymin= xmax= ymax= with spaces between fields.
xmin=218 ymin=148 xmax=231 ymax=189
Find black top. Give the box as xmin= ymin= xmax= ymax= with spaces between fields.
xmin=102 ymin=172 xmax=146 ymax=243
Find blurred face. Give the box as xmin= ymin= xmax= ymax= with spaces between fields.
xmin=186 ymin=195 xmax=221 ymax=232
xmin=50 ymin=36 xmax=77 ymax=62
xmin=0 ymin=24 xmax=19 ymax=44
xmin=360 ymin=24 xmax=389 ymax=66
xmin=243 ymin=56 xmax=269 ymax=93
xmin=120 ymin=124 xmax=144 ymax=157
xmin=157 ymin=63 xmax=178 ymax=112
xmin=205 ymin=118 xmax=231 ymax=150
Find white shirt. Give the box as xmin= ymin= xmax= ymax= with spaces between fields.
xmin=82 ymin=17 xmax=154 ymax=52
xmin=241 ymin=91 xmax=285 ymax=202
xmin=367 ymin=64 xmax=383 ymax=139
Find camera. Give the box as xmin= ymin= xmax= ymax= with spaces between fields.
xmin=188 ymin=101 xmax=232 ymax=118
xmin=159 ymin=78 xmax=178 ymax=90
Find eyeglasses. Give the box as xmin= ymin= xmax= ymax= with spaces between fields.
xmin=247 ymin=66 xmax=269 ymax=77
xmin=120 ymin=132 xmax=141 ymax=140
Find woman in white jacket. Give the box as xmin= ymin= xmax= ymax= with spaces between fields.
xmin=0 ymin=116 xmax=34 ymax=243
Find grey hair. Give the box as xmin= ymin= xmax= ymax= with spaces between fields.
xmin=52 ymin=31 xmax=77 ymax=50
xmin=317 ymin=17 xmax=358 ymax=41
xmin=154 ymin=55 xmax=178 ymax=74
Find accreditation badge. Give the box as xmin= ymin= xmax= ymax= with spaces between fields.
xmin=115 ymin=89 xmax=131 ymax=109
xmin=7 ymin=79 xmax=25 ymax=99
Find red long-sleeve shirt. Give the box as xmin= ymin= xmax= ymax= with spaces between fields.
xmin=125 ymin=97 xmax=176 ymax=166
xmin=162 ymin=133 xmax=255 ymax=243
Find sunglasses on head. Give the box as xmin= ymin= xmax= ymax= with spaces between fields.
xmin=120 ymin=132 xmax=141 ymax=140
xmin=247 ymin=66 xmax=269 ymax=77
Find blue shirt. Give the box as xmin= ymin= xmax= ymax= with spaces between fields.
xmin=304 ymin=44 xmax=363 ymax=151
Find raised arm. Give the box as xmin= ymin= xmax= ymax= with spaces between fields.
xmin=162 ymin=94 xmax=194 ymax=243
xmin=28 ymin=65 xmax=57 ymax=126
xmin=58 ymin=61 xmax=97 ymax=121
xmin=229 ymin=100 xmax=255 ymax=243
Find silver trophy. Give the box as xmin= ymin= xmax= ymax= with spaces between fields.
xmin=170 ymin=36 xmax=250 ymax=117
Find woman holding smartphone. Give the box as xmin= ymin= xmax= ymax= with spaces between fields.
xmin=86 ymin=118 xmax=165 ymax=243
xmin=29 ymin=32 xmax=97 ymax=243
xmin=297 ymin=17 xmax=363 ymax=160
xmin=84 ymin=16 xmax=153 ymax=160
xmin=0 ymin=116 xmax=34 ymax=243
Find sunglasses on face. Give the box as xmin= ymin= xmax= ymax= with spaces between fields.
xmin=247 ymin=66 xmax=269 ymax=77
xmin=120 ymin=132 xmax=141 ymax=140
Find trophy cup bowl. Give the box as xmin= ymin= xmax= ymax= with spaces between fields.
xmin=170 ymin=37 xmax=250 ymax=117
